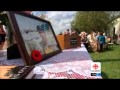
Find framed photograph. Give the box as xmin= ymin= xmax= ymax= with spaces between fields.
xmin=7 ymin=11 xmax=62 ymax=65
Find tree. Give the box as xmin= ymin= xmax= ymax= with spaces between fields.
xmin=0 ymin=11 xmax=8 ymax=25
xmin=71 ymin=11 xmax=119 ymax=33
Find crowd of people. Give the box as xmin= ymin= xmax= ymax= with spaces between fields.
xmin=0 ymin=26 xmax=114 ymax=53
xmin=59 ymin=29 xmax=77 ymax=35
xmin=80 ymin=31 xmax=108 ymax=52
xmin=59 ymin=29 xmax=110 ymax=52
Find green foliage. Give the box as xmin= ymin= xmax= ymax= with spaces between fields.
xmin=71 ymin=11 xmax=119 ymax=33
xmin=0 ymin=11 xmax=8 ymax=25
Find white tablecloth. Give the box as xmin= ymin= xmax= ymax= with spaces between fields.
xmin=0 ymin=44 xmax=102 ymax=79
xmin=26 ymin=44 xmax=102 ymax=79
xmin=0 ymin=44 xmax=89 ymax=66
xmin=0 ymin=50 xmax=24 ymax=66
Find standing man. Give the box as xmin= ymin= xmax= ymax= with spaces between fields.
xmin=97 ymin=32 xmax=106 ymax=52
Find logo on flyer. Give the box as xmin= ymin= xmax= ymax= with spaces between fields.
xmin=91 ymin=62 xmax=101 ymax=76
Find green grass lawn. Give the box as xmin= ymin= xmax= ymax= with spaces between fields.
xmin=89 ymin=44 xmax=120 ymax=79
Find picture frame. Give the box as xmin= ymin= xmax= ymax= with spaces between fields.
xmin=6 ymin=11 xmax=62 ymax=65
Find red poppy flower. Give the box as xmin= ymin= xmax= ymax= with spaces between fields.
xmin=31 ymin=50 xmax=43 ymax=62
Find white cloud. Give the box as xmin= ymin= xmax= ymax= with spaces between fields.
xmin=32 ymin=11 xmax=76 ymax=35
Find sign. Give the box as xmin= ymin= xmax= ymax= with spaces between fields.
xmin=56 ymin=34 xmax=81 ymax=50
xmin=7 ymin=11 xmax=62 ymax=65
xmin=10 ymin=66 xmax=34 ymax=79
xmin=0 ymin=66 xmax=34 ymax=79
xmin=70 ymin=38 xmax=77 ymax=45
xmin=91 ymin=62 xmax=101 ymax=76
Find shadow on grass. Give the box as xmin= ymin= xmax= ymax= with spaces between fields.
xmin=103 ymin=48 xmax=114 ymax=52
xmin=88 ymin=48 xmax=114 ymax=53
xmin=101 ymin=71 xmax=109 ymax=79
xmin=93 ymin=59 xmax=120 ymax=62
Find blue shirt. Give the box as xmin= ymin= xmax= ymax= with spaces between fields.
xmin=97 ymin=35 xmax=105 ymax=44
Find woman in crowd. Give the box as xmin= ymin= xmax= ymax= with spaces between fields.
xmin=80 ymin=31 xmax=89 ymax=50
xmin=87 ymin=31 xmax=99 ymax=52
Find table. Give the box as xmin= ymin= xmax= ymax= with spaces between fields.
xmin=108 ymin=43 xmax=114 ymax=48
xmin=0 ymin=50 xmax=24 ymax=66
xmin=25 ymin=44 xmax=102 ymax=79
xmin=0 ymin=44 xmax=102 ymax=79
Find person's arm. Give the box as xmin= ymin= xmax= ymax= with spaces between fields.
xmin=85 ymin=37 xmax=89 ymax=43
xmin=103 ymin=37 xmax=106 ymax=44
xmin=97 ymin=36 xmax=99 ymax=41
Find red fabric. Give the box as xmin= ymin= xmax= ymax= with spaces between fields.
xmin=31 ymin=50 xmax=42 ymax=62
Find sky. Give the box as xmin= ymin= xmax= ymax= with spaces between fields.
xmin=32 ymin=11 xmax=76 ymax=35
